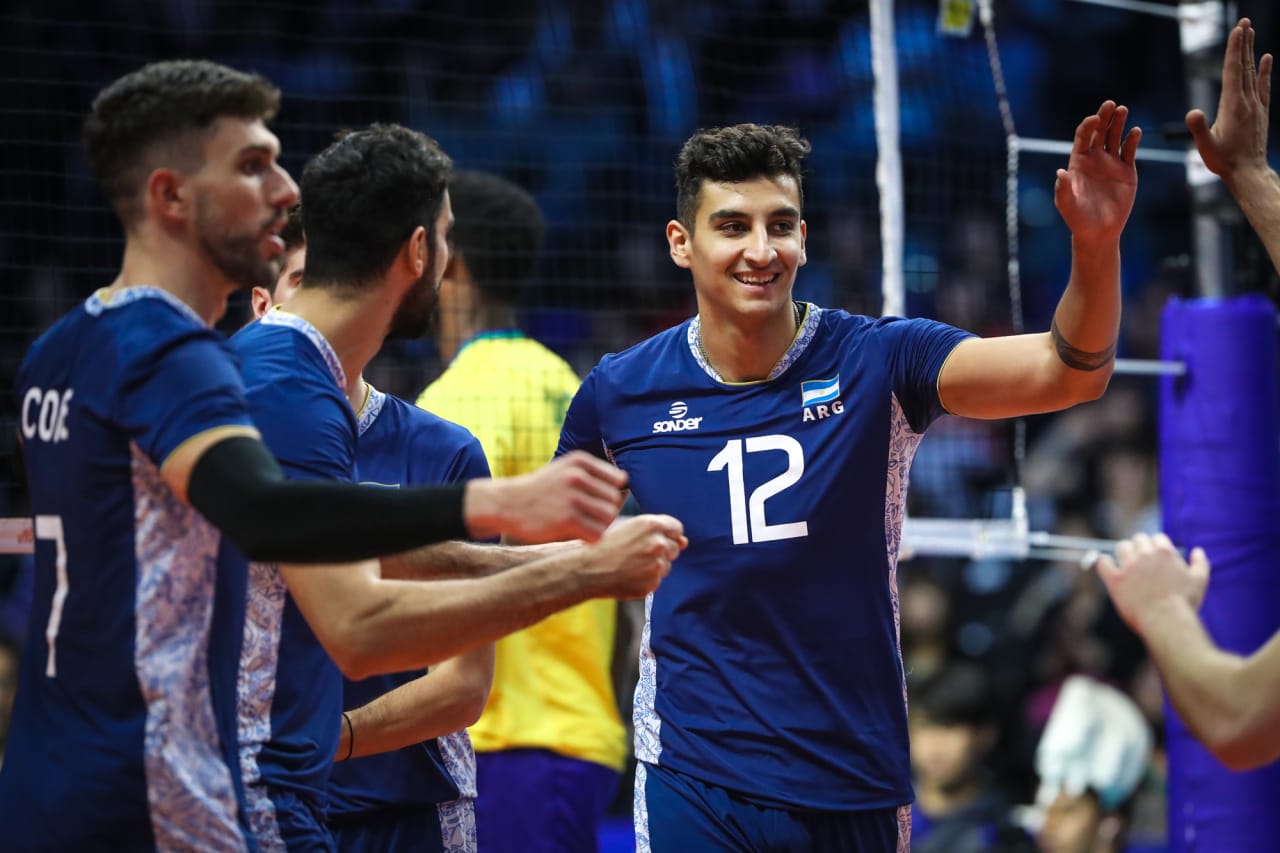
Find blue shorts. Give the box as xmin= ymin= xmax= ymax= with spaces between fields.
xmin=328 ymin=799 xmax=475 ymax=853
xmin=261 ymin=787 xmax=335 ymax=852
xmin=474 ymin=749 xmax=619 ymax=853
xmin=636 ymin=762 xmax=909 ymax=852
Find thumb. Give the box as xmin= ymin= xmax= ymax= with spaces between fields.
xmin=1094 ymin=553 xmax=1121 ymax=587
xmin=1188 ymin=546 xmax=1211 ymax=589
xmin=1185 ymin=109 xmax=1215 ymax=157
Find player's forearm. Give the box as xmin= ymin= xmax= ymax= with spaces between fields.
xmin=336 ymin=650 xmax=494 ymax=761
xmin=335 ymin=551 xmax=601 ymax=680
xmin=1044 ymin=236 xmax=1120 ymax=398
xmin=188 ymin=437 xmax=469 ymax=562
xmin=1139 ymin=598 xmax=1278 ymax=769
xmin=1225 ymin=164 xmax=1280 ymax=277
xmin=379 ymin=539 xmax=577 ymax=581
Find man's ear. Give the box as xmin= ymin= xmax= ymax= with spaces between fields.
xmin=667 ymin=220 xmax=693 ymax=270
xmin=145 ymin=168 xmax=189 ymax=226
xmin=250 ymin=287 xmax=272 ymax=319
xmin=405 ymin=225 xmax=428 ymax=277
xmin=798 ymin=218 xmax=808 ymax=267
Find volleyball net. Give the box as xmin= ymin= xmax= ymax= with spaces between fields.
xmin=0 ymin=0 xmax=1258 ymax=565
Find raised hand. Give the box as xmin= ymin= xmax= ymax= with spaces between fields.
xmin=1054 ymin=100 xmax=1141 ymax=243
xmin=1186 ymin=17 xmax=1272 ymax=181
xmin=581 ymin=514 xmax=686 ymax=599
xmin=465 ymin=450 xmax=628 ymax=544
xmin=1095 ymin=533 xmax=1211 ymax=636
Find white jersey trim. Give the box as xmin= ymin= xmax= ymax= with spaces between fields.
xmin=632 ymin=592 xmax=661 ymax=766
xmin=260 ymin=308 xmax=347 ymax=392
xmin=687 ymin=303 xmax=822 ymax=384
xmin=236 ymin=558 xmax=290 ymax=852
xmin=437 ymin=796 xmax=477 ymax=853
xmin=130 ymin=444 xmax=248 ymax=852
xmin=86 ymin=286 xmax=205 ymax=326
xmin=884 ymin=397 xmax=921 ymax=710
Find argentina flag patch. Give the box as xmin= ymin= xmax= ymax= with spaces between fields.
xmin=800 ymin=375 xmax=840 ymax=407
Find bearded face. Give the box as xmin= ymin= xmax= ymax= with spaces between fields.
xmin=195 ymin=191 xmax=285 ymax=291
xmin=386 ymin=257 xmax=438 ymax=341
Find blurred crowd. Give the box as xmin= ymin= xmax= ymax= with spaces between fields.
xmin=0 ymin=1 xmax=1277 ymax=848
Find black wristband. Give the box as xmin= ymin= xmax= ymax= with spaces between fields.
xmin=342 ymin=711 xmax=354 ymax=761
xmin=1050 ymin=316 xmax=1117 ymax=372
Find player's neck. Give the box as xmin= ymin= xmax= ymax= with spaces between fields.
xmin=285 ymin=287 xmax=390 ymax=393
xmin=112 ymin=240 xmax=234 ymax=327
xmin=346 ymin=374 xmax=371 ymax=414
xmin=696 ymin=300 xmax=802 ymax=383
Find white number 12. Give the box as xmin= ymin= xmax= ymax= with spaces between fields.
xmin=707 ymin=436 xmax=809 ymax=545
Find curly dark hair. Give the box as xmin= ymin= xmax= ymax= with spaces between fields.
xmin=279 ymin=204 xmax=305 ymax=254
xmin=300 ymin=123 xmax=452 ymax=288
xmin=84 ymin=60 xmax=280 ymax=225
xmin=674 ymin=124 xmax=811 ymax=229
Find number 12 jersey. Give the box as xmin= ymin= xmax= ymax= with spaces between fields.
xmin=557 ymin=304 xmax=972 ymax=812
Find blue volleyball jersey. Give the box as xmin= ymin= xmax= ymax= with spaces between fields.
xmin=326 ymin=387 xmax=490 ymax=818
xmin=231 ymin=310 xmax=356 ymax=849
xmin=557 ymin=305 xmax=973 ymax=811
xmin=1 ymin=287 xmax=258 ymax=851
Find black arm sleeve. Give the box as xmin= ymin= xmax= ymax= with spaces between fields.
xmin=187 ymin=436 xmax=470 ymax=563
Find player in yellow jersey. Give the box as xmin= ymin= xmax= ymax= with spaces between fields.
xmin=418 ymin=171 xmax=626 ymax=853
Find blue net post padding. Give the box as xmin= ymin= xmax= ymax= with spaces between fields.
xmin=1159 ymin=294 xmax=1280 ymax=851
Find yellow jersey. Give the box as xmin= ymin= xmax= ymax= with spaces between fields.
xmin=417 ymin=332 xmax=626 ymax=771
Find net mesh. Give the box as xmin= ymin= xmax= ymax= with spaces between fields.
xmin=0 ymin=0 xmax=1208 ymax=541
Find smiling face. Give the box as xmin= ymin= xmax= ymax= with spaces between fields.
xmin=667 ymin=175 xmax=807 ymax=329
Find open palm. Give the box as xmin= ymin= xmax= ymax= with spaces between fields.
xmin=1055 ymin=100 xmax=1141 ymax=243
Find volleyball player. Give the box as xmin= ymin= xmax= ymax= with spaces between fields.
xmin=419 ymin=172 xmax=628 ymax=853
xmin=252 ymin=218 xmax=496 ymax=852
xmin=231 ymin=124 xmax=685 ymax=850
xmin=1097 ymin=18 xmax=1280 ymax=776
xmin=1185 ymin=18 xmax=1279 ymax=280
xmin=326 ymin=379 xmax=495 ymax=853
xmin=556 ymin=107 xmax=1140 ymax=851
xmin=0 ymin=60 xmax=652 ymax=852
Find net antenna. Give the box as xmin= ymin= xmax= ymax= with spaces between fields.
xmin=886 ymin=0 xmax=1192 ymax=566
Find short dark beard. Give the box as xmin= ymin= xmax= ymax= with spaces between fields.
xmin=386 ymin=266 xmax=437 ymax=341
xmin=196 ymin=199 xmax=280 ymax=290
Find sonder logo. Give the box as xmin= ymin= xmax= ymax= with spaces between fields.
xmin=653 ymin=400 xmax=703 ymax=434
xmin=801 ymin=375 xmax=844 ymax=422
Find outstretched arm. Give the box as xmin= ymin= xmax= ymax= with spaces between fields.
xmin=1097 ymin=534 xmax=1280 ymax=771
xmin=280 ymin=514 xmax=685 ymax=681
xmin=1187 ymin=18 xmax=1280 ymax=276
xmin=379 ymin=538 xmax=579 ymax=581
xmin=938 ymin=101 xmax=1140 ymax=420
xmin=174 ymin=436 xmax=627 ymax=562
xmin=335 ymin=644 xmax=495 ymax=761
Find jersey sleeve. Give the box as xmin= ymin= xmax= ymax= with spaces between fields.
xmin=113 ymin=323 xmax=255 ymax=469
xmin=233 ymin=323 xmax=356 ymax=483
xmin=875 ymin=316 xmax=975 ymax=434
xmin=443 ymin=433 xmax=492 ymax=483
xmin=555 ymin=365 xmax=609 ymax=462
xmin=250 ymin=368 xmax=355 ymax=483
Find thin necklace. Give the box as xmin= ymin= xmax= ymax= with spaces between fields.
xmin=697 ymin=301 xmax=803 ymax=368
